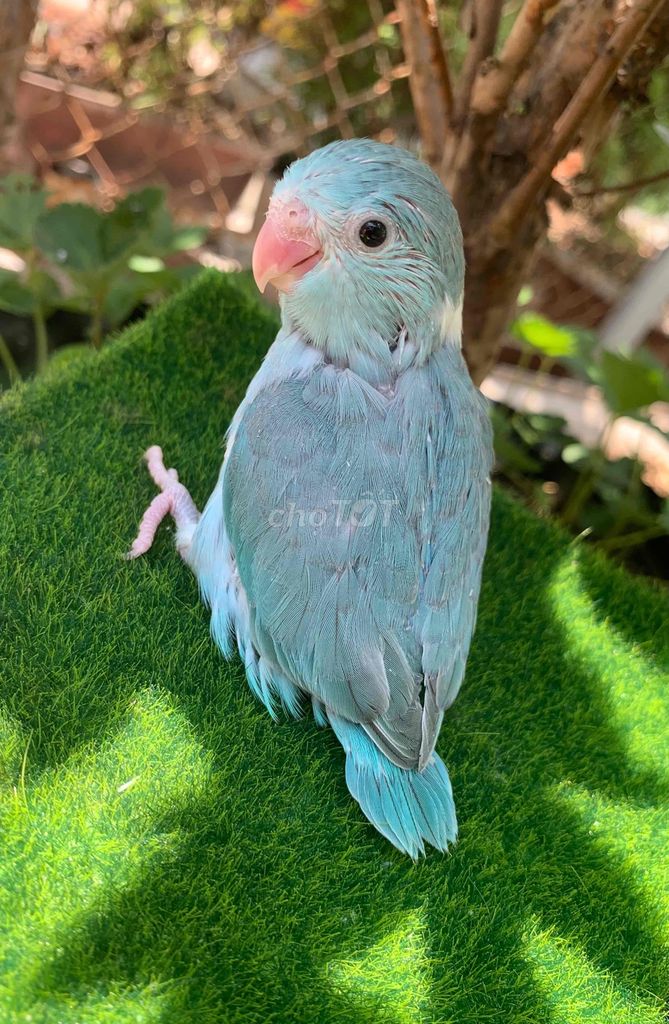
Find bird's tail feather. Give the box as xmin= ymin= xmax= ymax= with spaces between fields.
xmin=328 ymin=713 xmax=457 ymax=859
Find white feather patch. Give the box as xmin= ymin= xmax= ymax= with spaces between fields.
xmin=438 ymin=295 xmax=464 ymax=346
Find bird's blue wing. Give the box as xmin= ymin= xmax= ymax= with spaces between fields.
xmin=222 ymin=342 xmax=492 ymax=768
xmin=358 ymin=347 xmax=492 ymax=769
xmin=223 ymin=365 xmax=406 ymax=723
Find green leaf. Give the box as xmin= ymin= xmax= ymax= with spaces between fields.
xmin=103 ymin=265 xmax=199 ymax=328
xmin=102 ymin=188 xmax=165 ymax=260
xmin=128 ymin=255 xmax=165 ymax=273
xmin=494 ymin=433 xmax=541 ymax=474
xmin=0 ymin=269 xmax=61 ymax=316
xmin=55 ymin=293 xmax=94 ymax=315
xmin=169 ymin=263 xmax=203 ymax=285
xmin=0 ymin=175 xmax=48 ymax=252
xmin=514 ymin=412 xmax=566 ymax=450
xmin=170 ymin=226 xmax=207 ymax=251
xmin=103 ymin=269 xmax=172 ymax=326
xmin=35 ymin=203 xmax=107 ymax=272
xmin=36 ymin=190 xmax=168 ymax=276
xmin=491 ymin=407 xmax=542 ymax=474
xmin=526 ymin=413 xmax=567 ymax=433
xmin=30 ymin=270 xmax=62 ymax=311
xmin=139 ymin=206 xmax=207 ymax=256
xmin=655 ymin=122 xmax=669 ymax=148
xmin=103 ymin=273 xmax=151 ymax=328
xmin=377 ymin=22 xmax=398 ymax=44
xmin=512 ymin=312 xmax=578 ymax=357
xmin=567 ymin=329 xmax=600 ymax=382
xmin=599 ymin=350 xmax=669 ymax=416
xmin=0 ymin=271 xmax=37 ymax=315
xmin=111 ymin=188 xmax=164 ymax=224
xmin=562 ymin=443 xmax=589 ymax=465
xmin=130 ymin=90 xmax=163 ymax=110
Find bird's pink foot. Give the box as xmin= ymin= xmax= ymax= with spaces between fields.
xmin=127 ymin=445 xmax=200 ymax=561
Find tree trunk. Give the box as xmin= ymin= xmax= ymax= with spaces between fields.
xmin=399 ymin=0 xmax=669 ymax=383
xmin=0 ymin=0 xmax=38 ymax=173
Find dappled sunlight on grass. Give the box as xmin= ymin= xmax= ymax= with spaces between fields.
xmin=326 ymin=908 xmax=431 ymax=1024
xmin=17 ymin=984 xmax=172 ymax=1024
xmin=524 ymin=920 xmax=665 ymax=1024
xmin=1 ymin=271 xmax=667 ymax=1022
xmin=548 ymin=554 xmax=669 ymax=789
xmin=552 ymin=781 xmax=668 ymax=939
xmin=0 ymin=690 xmax=213 ymax=1020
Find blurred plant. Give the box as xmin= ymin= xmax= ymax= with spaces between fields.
xmin=0 ymin=176 xmax=206 ymax=381
xmin=588 ymin=65 xmax=669 ymax=217
xmin=493 ymin=307 xmax=669 ymax=573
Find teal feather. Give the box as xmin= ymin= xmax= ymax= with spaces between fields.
xmin=189 ymin=139 xmax=492 ymax=857
xmin=329 ymin=713 xmax=457 ymax=859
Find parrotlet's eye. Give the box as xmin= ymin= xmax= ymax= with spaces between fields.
xmin=358 ymin=219 xmax=388 ymax=248
xmin=348 ymin=214 xmax=395 ymax=253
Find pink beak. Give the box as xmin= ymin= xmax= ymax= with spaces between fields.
xmin=252 ymin=200 xmax=322 ymax=294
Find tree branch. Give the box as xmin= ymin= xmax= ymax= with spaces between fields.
xmin=487 ymin=0 xmax=668 ymax=247
xmin=0 ymin=0 xmax=39 ymax=172
xmin=424 ymin=0 xmax=454 ymax=117
xmin=469 ymin=0 xmax=561 ymax=119
xmin=454 ymin=0 xmax=504 ymax=125
xmin=445 ymin=0 xmax=560 ymax=189
xmin=573 ymin=167 xmax=669 ymax=196
xmin=396 ymin=0 xmax=454 ymax=168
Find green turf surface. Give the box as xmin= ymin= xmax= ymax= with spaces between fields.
xmin=1 ymin=269 xmax=668 ymax=1024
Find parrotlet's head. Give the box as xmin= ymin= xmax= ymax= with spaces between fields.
xmin=252 ymin=139 xmax=464 ymax=364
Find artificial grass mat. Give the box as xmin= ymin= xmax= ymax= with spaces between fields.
xmin=0 ymin=269 xmax=668 ymax=1024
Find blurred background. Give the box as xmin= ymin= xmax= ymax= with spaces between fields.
xmin=1 ymin=0 xmax=668 ymax=580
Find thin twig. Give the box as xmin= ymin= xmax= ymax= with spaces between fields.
xmin=599 ymin=524 xmax=667 ymax=552
xmin=488 ymin=0 xmax=667 ymax=247
xmin=469 ymin=0 xmax=561 ymax=119
xmin=445 ymin=0 xmax=559 ymax=185
xmin=425 ymin=0 xmax=455 ymax=119
xmin=573 ymin=167 xmax=669 ymax=196
xmin=454 ymin=0 xmax=504 ymax=125
xmin=0 ymin=332 xmax=20 ymax=386
xmin=397 ymin=0 xmax=454 ymax=167
xmin=33 ymin=304 xmax=49 ymax=373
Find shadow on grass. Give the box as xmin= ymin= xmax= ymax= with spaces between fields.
xmin=14 ymin=497 xmax=669 ymax=1024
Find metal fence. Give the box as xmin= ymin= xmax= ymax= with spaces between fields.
xmin=12 ymin=0 xmax=413 ymax=242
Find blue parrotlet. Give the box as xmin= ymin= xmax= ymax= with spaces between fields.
xmin=129 ymin=139 xmax=493 ymax=859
